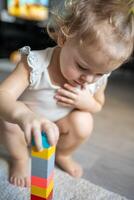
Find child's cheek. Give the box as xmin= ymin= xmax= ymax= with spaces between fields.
xmin=69 ymin=68 xmax=80 ymax=79
xmin=65 ymin=68 xmax=77 ymax=79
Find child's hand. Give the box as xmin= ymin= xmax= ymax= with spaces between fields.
xmin=54 ymin=83 xmax=93 ymax=111
xmin=17 ymin=113 xmax=59 ymax=151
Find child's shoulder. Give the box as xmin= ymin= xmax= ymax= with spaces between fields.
xmin=19 ymin=46 xmax=55 ymax=88
xmin=19 ymin=46 xmax=55 ymax=72
xmin=20 ymin=46 xmax=55 ymax=65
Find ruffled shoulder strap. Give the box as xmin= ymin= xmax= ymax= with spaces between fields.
xmin=19 ymin=46 xmax=44 ymax=88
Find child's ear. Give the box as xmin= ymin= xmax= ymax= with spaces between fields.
xmin=57 ymin=30 xmax=66 ymax=47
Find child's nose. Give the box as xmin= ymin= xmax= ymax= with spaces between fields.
xmin=80 ymin=74 xmax=95 ymax=84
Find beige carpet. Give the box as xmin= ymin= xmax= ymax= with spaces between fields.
xmin=0 ymin=147 xmax=129 ymax=200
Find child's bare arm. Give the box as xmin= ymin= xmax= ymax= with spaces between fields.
xmin=54 ymin=82 xmax=107 ymax=113
xmin=0 ymin=59 xmax=59 ymax=150
xmin=92 ymin=83 xmax=107 ymax=112
xmin=0 ymin=59 xmax=30 ymax=122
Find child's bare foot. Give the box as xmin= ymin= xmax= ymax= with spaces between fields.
xmin=9 ymin=158 xmax=30 ymax=187
xmin=56 ymin=155 xmax=83 ymax=178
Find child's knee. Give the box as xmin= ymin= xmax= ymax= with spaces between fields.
xmin=69 ymin=111 xmax=93 ymax=140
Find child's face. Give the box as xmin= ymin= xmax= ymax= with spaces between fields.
xmin=59 ymin=37 xmax=121 ymax=87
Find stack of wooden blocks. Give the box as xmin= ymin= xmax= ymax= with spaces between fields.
xmin=31 ymin=131 xmax=55 ymax=200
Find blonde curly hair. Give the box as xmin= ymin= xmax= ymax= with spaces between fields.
xmin=47 ymin=0 xmax=134 ymax=65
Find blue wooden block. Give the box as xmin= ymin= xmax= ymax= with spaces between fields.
xmin=32 ymin=131 xmax=51 ymax=149
xmin=32 ymin=154 xmax=55 ymax=178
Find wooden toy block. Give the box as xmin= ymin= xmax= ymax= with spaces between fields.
xmin=32 ymin=146 xmax=55 ymax=160
xmin=32 ymin=171 xmax=54 ymax=188
xmin=31 ymin=131 xmax=55 ymax=200
xmin=31 ymin=179 xmax=53 ymax=198
xmin=31 ymin=191 xmax=53 ymax=200
xmin=32 ymin=155 xmax=55 ymax=178
xmin=32 ymin=132 xmax=51 ymax=149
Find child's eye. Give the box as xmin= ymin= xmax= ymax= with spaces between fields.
xmin=96 ymin=73 xmax=103 ymax=77
xmin=77 ymin=63 xmax=88 ymax=71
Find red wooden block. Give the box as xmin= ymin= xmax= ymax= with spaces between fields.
xmin=31 ymin=190 xmax=53 ymax=200
xmin=31 ymin=171 xmax=54 ymax=188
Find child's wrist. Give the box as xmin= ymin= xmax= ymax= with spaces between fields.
xmin=77 ymin=100 xmax=103 ymax=113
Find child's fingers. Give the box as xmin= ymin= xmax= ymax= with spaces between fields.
xmin=55 ymin=95 xmax=74 ymax=105
xmin=57 ymin=101 xmax=74 ymax=108
xmin=23 ymin=124 xmax=31 ymax=145
xmin=32 ymin=127 xmax=43 ymax=151
xmin=56 ymin=88 xmax=77 ymax=100
xmin=64 ymin=83 xmax=80 ymax=94
xmin=42 ymin=122 xmax=59 ymax=146
xmin=53 ymin=124 xmax=59 ymax=143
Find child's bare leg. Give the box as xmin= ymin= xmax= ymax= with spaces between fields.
xmin=0 ymin=120 xmax=30 ymax=187
xmin=55 ymin=110 xmax=93 ymax=178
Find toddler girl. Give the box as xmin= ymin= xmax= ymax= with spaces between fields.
xmin=0 ymin=0 xmax=134 ymax=187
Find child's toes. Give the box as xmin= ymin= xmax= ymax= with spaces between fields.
xmin=16 ymin=178 xmax=21 ymax=187
xmin=25 ymin=177 xmax=31 ymax=187
xmin=11 ymin=177 xmax=18 ymax=186
xmin=10 ymin=176 xmax=15 ymax=185
xmin=9 ymin=158 xmax=29 ymax=187
xmin=19 ymin=178 xmax=25 ymax=187
xmin=10 ymin=176 xmax=25 ymax=187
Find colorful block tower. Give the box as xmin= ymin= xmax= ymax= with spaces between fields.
xmin=31 ymin=131 xmax=55 ymax=200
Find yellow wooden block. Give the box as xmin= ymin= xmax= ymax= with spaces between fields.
xmin=31 ymin=146 xmax=55 ymax=160
xmin=31 ymin=179 xmax=54 ymax=198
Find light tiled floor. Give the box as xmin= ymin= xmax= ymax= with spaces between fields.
xmin=0 ymin=61 xmax=134 ymax=199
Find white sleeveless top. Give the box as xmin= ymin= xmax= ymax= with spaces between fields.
xmin=19 ymin=46 xmax=110 ymax=122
